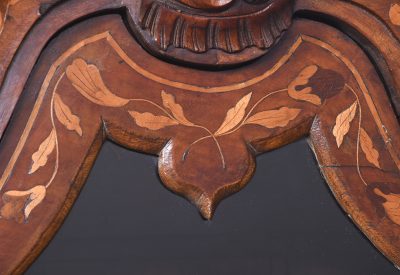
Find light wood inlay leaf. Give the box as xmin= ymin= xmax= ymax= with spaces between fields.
xmin=0 ymin=185 xmax=46 ymax=223
xmin=360 ymin=128 xmax=380 ymax=168
xmin=161 ymin=91 xmax=194 ymax=126
xmin=66 ymin=59 xmax=129 ymax=107
xmin=215 ymin=93 xmax=252 ymax=136
xmin=390 ymin=4 xmax=400 ymax=26
xmin=129 ymin=111 xmax=179 ymax=130
xmin=333 ymin=101 xmax=358 ymax=148
xmin=288 ymin=65 xmax=321 ymax=106
xmin=245 ymin=107 xmax=301 ymax=128
xmin=23 ymin=185 xmax=46 ymax=218
xmin=374 ymin=188 xmax=400 ymax=226
xmin=54 ymin=93 xmax=82 ymax=136
xmin=29 ymin=129 xmax=56 ymax=174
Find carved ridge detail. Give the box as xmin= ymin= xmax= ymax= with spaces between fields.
xmin=1 ymin=32 xmax=398 ymax=194
xmin=140 ymin=1 xmax=293 ymax=54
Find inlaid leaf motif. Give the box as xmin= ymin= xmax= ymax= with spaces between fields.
xmin=332 ymin=101 xmax=358 ymax=148
xmin=374 ymin=188 xmax=400 ymax=226
xmin=29 ymin=129 xmax=56 ymax=174
xmin=245 ymin=107 xmax=301 ymax=128
xmin=215 ymin=93 xmax=252 ymax=136
xmin=161 ymin=91 xmax=194 ymax=126
xmin=390 ymin=4 xmax=400 ymax=26
xmin=0 ymin=185 xmax=46 ymax=223
xmin=360 ymin=128 xmax=380 ymax=168
xmin=23 ymin=186 xmax=46 ymax=219
xmin=54 ymin=93 xmax=82 ymax=136
xmin=129 ymin=111 xmax=178 ymax=130
xmin=66 ymin=59 xmax=129 ymax=107
xmin=288 ymin=65 xmax=321 ymax=106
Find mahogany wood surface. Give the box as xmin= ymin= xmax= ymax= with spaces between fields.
xmin=0 ymin=0 xmax=400 ymax=274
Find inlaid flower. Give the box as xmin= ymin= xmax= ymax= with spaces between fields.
xmin=0 ymin=185 xmax=46 ymax=223
xmin=288 ymin=65 xmax=345 ymax=105
xmin=66 ymin=59 xmax=129 ymax=107
xmin=288 ymin=65 xmax=321 ymax=106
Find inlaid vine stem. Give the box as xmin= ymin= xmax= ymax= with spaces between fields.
xmin=129 ymin=98 xmax=225 ymax=168
xmin=45 ymin=73 xmax=65 ymax=189
xmin=346 ymin=84 xmax=368 ymax=186
xmin=182 ymin=89 xmax=288 ymax=159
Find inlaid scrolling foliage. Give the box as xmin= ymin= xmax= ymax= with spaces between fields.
xmin=0 ymin=62 xmax=322 ymax=222
xmin=331 ymin=86 xmax=382 ymax=171
xmin=1 ymin=0 xmax=400 ymax=270
xmin=328 ymin=83 xmax=400 ymax=225
xmin=0 ymin=73 xmax=83 ymax=222
xmin=0 ymin=57 xmax=395 ymax=225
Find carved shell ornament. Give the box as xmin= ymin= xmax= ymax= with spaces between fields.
xmin=133 ymin=0 xmax=294 ymax=66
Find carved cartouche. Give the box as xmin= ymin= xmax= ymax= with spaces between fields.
xmin=129 ymin=0 xmax=294 ymax=67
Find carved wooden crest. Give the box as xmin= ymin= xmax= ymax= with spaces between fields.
xmin=131 ymin=0 xmax=294 ymax=65
xmin=0 ymin=0 xmax=400 ymax=273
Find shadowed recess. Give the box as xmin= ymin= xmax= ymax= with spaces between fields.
xmin=27 ymin=139 xmax=398 ymax=275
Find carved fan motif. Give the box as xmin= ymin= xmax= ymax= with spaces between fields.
xmin=135 ymin=0 xmax=294 ymax=65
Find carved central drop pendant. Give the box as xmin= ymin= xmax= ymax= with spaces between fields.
xmin=1 ymin=0 xmax=400 ymax=272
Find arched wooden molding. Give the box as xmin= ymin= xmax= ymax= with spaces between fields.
xmin=0 ymin=0 xmax=400 ymax=273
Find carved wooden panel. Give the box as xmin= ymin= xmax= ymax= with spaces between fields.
xmin=0 ymin=0 xmax=400 ymax=273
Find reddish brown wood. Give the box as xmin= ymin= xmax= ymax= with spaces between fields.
xmin=131 ymin=0 xmax=294 ymax=66
xmin=0 ymin=0 xmax=400 ymax=274
xmin=294 ymin=0 xmax=400 ymax=116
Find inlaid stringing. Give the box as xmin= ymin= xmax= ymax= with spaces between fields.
xmin=0 ymin=0 xmax=400 ymax=273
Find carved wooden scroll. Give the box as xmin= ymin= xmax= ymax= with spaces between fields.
xmin=0 ymin=0 xmax=400 ymax=273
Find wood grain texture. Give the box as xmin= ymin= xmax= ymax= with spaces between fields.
xmin=0 ymin=0 xmax=399 ymax=274
xmin=295 ymin=0 xmax=400 ymax=117
xmin=133 ymin=0 xmax=294 ymax=66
